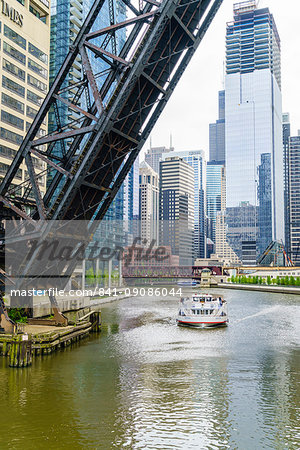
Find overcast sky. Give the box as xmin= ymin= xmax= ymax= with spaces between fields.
xmin=140 ymin=0 xmax=300 ymax=159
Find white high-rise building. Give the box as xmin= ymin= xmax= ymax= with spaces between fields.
xmin=163 ymin=150 xmax=206 ymax=258
xmin=160 ymin=157 xmax=194 ymax=265
xmin=139 ymin=161 xmax=159 ymax=245
xmin=225 ymin=1 xmax=284 ymax=258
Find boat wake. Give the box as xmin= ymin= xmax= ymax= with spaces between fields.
xmin=235 ymin=305 xmax=280 ymax=324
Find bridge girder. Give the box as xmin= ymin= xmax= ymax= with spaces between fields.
xmin=0 ymin=0 xmax=223 ymax=291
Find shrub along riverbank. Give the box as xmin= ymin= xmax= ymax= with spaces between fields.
xmin=230 ymin=275 xmax=300 ymax=287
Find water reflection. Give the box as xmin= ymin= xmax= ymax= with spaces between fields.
xmin=0 ymin=289 xmax=299 ymax=449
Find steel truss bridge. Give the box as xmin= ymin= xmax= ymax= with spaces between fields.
xmin=0 ymin=0 xmax=223 ymax=328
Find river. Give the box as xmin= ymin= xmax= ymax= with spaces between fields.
xmin=0 ymin=288 xmax=299 ymax=449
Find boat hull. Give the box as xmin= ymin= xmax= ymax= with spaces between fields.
xmin=176 ymin=318 xmax=228 ymax=328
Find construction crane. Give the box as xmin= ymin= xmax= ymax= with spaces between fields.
xmin=0 ymin=0 xmax=223 ymax=325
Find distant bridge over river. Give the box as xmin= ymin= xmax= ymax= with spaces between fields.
xmin=122 ymin=265 xmax=227 ymax=278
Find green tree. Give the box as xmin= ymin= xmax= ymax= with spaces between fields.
xmin=290 ymin=276 xmax=295 ymax=286
xmin=267 ymin=276 xmax=271 ymax=285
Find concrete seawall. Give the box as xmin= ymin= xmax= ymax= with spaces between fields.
xmin=217 ymin=283 xmax=300 ymax=295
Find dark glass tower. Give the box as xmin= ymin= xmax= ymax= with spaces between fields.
xmin=257 ymin=153 xmax=272 ymax=255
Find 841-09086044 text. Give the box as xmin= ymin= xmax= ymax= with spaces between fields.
xmin=98 ymin=287 xmax=183 ymax=297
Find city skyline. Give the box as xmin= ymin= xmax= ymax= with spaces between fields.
xmin=141 ymin=0 xmax=300 ymax=157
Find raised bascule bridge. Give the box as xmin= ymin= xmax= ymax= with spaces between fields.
xmin=0 ymin=0 xmax=223 ymax=330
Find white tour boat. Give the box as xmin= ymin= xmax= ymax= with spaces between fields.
xmin=176 ymin=294 xmax=228 ymax=328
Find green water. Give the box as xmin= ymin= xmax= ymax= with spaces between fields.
xmin=0 ymin=289 xmax=299 ymax=449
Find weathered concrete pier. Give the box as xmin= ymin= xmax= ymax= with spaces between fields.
xmin=0 ymin=308 xmax=101 ymax=367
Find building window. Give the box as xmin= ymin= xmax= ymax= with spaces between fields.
xmin=2 ymin=59 xmax=25 ymax=81
xmin=28 ymin=58 xmax=48 ymax=80
xmin=2 ymin=75 xmax=25 ymax=98
xmin=0 ymin=127 xmax=23 ymax=145
xmin=27 ymin=74 xmax=47 ymax=93
xmin=2 ymin=92 xmax=24 ymax=114
xmin=29 ymin=4 xmax=47 ymax=23
xmin=3 ymin=41 xmax=26 ymax=65
xmin=0 ymin=163 xmax=22 ymax=179
xmin=4 ymin=25 xmax=26 ymax=50
xmin=26 ymin=105 xmax=38 ymax=119
xmin=27 ymin=89 xmax=43 ymax=106
xmin=1 ymin=110 xmax=24 ymax=130
xmin=0 ymin=144 xmax=17 ymax=160
xmin=28 ymin=42 xmax=48 ymax=65
xmin=16 ymin=0 xmax=25 ymax=5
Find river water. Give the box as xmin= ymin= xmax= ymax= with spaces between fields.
xmin=1 ymin=288 xmax=300 ymax=449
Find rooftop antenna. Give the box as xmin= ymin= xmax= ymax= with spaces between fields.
xmin=170 ymin=133 xmax=173 ymax=150
xmin=150 ymin=135 xmax=152 ymax=149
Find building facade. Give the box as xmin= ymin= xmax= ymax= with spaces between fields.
xmin=163 ymin=150 xmax=206 ymax=258
xmin=225 ymin=1 xmax=284 ymax=259
xmin=226 ymin=202 xmax=258 ymax=265
xmin=160 ymin=157 xmax=194 ymax=265
xmin=139 ymin=161 xmax=159 ymax=245
xmin=206 ymin=161 xmax=224 ymax=249
xmin=145 ymin=145 xmax=173 ymax=174
xmin=209 ymin=90 xmax=225 ymax=163
xmin=283 ymin=113 xmax=291 ymax=256
xmin=0 ymin=0 xmax=50 ymax=197
xmin=123 ymin=158 xmax=139 ymax=242
xmin=257 ymin=153 xmax=272 ymax=254
xmin=289 ymin=133 xmax=300 ymax=265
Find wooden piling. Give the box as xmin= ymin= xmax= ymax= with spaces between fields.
xmin=8 ymin=334 xmax=32 ymax=367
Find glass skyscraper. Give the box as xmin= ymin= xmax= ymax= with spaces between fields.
xmin=225 ymin=1 xmax=284 ymax=258
xmin=206 ymin=162 xmax=224 ymax=249
xmin=49 ymin=0 xmax=126 ymax=221
xmin=123 ymin=159 xmax=139 ymax=243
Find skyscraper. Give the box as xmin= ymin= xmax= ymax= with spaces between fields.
xmin=0 ymin=0 xmax=50 ymax=198
xmin=225 ymin=1 xmax=284 ymax=258
xmin=257 ymin=153 xmax=272 ymax=254
xmin=163 ymin=150 xmax=206 ymax=258
xmin=145 ymin=145 xmax=174 ymax=174
xmin=226 ymin=202 xmax=258 ymax=265
xmin=283 ymin=113 xmax=291 ymax=256
xmin=206 ymin=162 xmax=225 ymax=249
xmin=209 ymin=90 xmax=225 ymax=163
xmin=124 ymin=160 xmax=139 ymax=222
xmin=160 ymin=157 xmax=194 ymax=265
xmin=123 ymin=159 xmax=139 ymax=242
xmin=49 ymin=0 xmax=126 ymax=221
xmin=139 ymin=161 xmax=159 ymax=245
xmin=289 ymin=132 xmax=300 ymax=265
xmin=214 ymin=166 xmax=240 ymax=264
